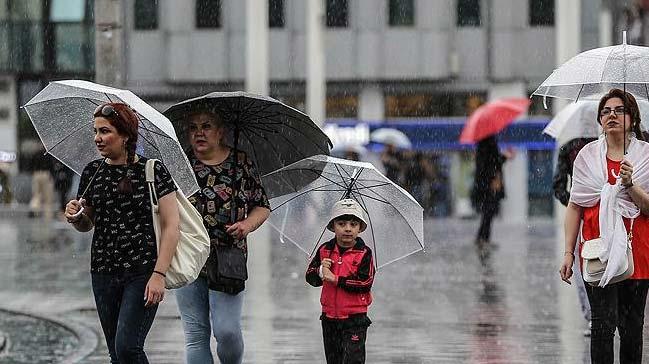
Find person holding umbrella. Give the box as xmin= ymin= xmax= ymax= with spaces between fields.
xmin=471 ymin=136 xmax=514 ymax=247
xmin=559 ymin=89 xmax=649 ymax=363
xmin=64 ymin=103 xmax=180 ymax=363
xmin=174 ymin=111 xmax=270 ymax=364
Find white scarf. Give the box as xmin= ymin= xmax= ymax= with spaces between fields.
xmin=570 ymin=137 xmax=649 ymax=286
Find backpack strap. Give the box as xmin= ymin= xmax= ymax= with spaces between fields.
xmin=145 ymin=159 xmax=159 ymax=205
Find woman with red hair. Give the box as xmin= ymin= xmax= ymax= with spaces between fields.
xmin=64 ymin=103 xmax=180 ymax=363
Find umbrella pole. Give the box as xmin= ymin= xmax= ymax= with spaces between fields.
xmin=231 ymin=126 xmax=240 ymax=224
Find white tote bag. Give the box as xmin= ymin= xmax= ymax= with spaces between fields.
xmin=146 ymin=159 xmax=210 ymax=289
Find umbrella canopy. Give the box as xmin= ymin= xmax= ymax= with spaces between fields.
xmin=532 ymin=32 xmax=649 ymax=102
xmin=459 ymin=98 xmax=531 ymax=144
xmin=163 ymin=91 xmax=332 ymax=178
xmin=370 ymin=128 xmax=412 ymax=149
xmin=23 ymin=80 xmax=199 ymax=196
xmin=543 ymin=101 xmax=603 ymax=145
xmin=262 ymin=155 xmax=424 ymax=269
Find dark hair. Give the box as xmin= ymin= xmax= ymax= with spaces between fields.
xmin=94 ymin=102 xmax=140 ymax=193
xmin=597 ymin=88 xmax=644 ymax=141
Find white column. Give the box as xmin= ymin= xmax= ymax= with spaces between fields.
xmin=306 ymin=0 xmax=326 ymax=126
xmin=94 ymin=0 xmax=124 ymax=87
xmin=599 ymin=3 xmax=613 ymax=47
xmin=358 ymin=86 xmax=384 ymax=122
xmin=245 ymin=0 xmax=269 ymax=96
xmin=244 ymin=3 xmax=272 ymax=360
xmin=556 ymin=1 xmax=586 ymax=361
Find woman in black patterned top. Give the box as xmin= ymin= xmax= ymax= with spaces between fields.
xmin=175 ymin=111 xmax=270 ymax=364
xmin=64 ymin=103 xmax=180 ymax=364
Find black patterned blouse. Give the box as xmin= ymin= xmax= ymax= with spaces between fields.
xmin=77 ymin=157 xmax=177 ymax=274
xmin=188 ymin=150 xmax=271 ymax=251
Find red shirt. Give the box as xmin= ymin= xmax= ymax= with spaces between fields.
xmin=580 ymin=158 xmax=649 ymax=279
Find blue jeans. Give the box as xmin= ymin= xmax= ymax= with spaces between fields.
xmin=91 ymin=272 xmax=158 ymax=364
xmin=175 ymin=276 xmax=245 ymax=364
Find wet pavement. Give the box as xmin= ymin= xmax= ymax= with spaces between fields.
xmin=0 ymin=213 xmax=630 ymax=363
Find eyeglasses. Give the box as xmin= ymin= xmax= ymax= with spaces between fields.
xmin=93 ymin=104 xmax=119 ymax=119
xmin=600 ymin=107 xmax=628 ymax=117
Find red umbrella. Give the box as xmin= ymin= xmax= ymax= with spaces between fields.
xmin=459 ymin=98 xmax=531 ymax=144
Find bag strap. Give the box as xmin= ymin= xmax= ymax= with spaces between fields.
xmin=145 ymin=159 xmax=159 ymax=206
xmin=629 ymin=218 xmax=635 ymax=244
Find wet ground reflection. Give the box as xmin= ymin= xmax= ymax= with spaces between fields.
xmin=0 ymin=309 xmax=78 ymax=364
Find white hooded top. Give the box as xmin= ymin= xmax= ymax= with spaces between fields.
xmin=570 ymin=136 xmax=649 ymax=286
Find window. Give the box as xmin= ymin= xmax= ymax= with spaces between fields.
xmin=50 ymin=0 xmax=85 ymax=22
xmin=457 ymin=0 xmax=480 ymax=27
xmin=269 ymin=0 xmax=284 ymax=28
xmin=9 ymin=0 xmax=42 ymax=20
xmin=326 ymin=0 xmax=348 ymax=28
xmin=134 ymin=0 xmax=158 ymax=30
xmin=389 ymin=0 xmax=414 ymax=26
xmin=326 ymin=95 xmax=358 ymax=118
xmin=385 ymin=92 xmax=486 ymax=117
xmin=529 ymin=0 xmax=554 ymax=26
xmin=196 ymin=0 xmax=221 ymax=28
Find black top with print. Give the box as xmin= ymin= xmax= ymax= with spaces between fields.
xmin=188 ymin=150 xmax=270 ymax=251
xmin=77 ymin=157 xmax=177 ymax=274
xmin=188 ymin=150 xmax=270 ymax=293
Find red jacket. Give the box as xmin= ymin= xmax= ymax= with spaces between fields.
xmin=306 ymin=238 xmax=374 ymax=319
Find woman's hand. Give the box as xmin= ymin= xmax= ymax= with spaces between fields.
xmin=144 ymin=273 xmax=166 ymax=307
xmin=621 ymin=160 xmax=634 ymax=187
xmin=559 ymin=254 xmax=574 ymax=285
xmin=64 ymin=199 xmax=86 ymax=223
xmin=226 ymin=220 xmax=253 ymax=240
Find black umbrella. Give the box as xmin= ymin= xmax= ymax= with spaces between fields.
xmin=163 ymin=91 xmax=332 ymax=222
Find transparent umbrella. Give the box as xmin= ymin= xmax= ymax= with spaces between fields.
xmin=23 ymin=80 xmax=198 ymax=196
xmin=544 ymin=100 xmax=649 ymax=145
xmin=532 ymin=32 xmax=649 ymax=103
xmin=370 ymin=128 xmax=412 ymax=149
xmin=262 ymin=155 xmax=424 ymax=269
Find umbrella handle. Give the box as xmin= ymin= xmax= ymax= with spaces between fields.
xmin=72 ymin=207 xmax=84 ymax=218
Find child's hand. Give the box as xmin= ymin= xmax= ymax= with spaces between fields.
xmin=321 ymin=258 xmax=333 ymax=270
xmin=322 ymin=267 xmax=336 ymax=283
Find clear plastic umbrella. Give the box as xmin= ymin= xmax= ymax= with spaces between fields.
xmin=23 ymin=80 xmax=199 ymax=196
xmin=532 ymin=32 xmax=649 ymax=103
xmin=543 ymin=100 xmax=649 ymax=145
xmin=262 ymin=155 xmax=424 ymax=269
xmin=370 ymin=128 xmax=412 ymax=149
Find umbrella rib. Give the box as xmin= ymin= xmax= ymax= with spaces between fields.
xmin=354 ymin=192 xmax=379 ymax=270
xmin=243 ymin=126 xmax=328 ymax=167
xmin=270 ymin=182 xmax=342 ymax=211
xmin=241 ymin=118 xmax=330 ymax=153
xmin=353 ymin=175 xmax=423 ymax=241
xmin=310 ymin=226 xmax=330 ymax=257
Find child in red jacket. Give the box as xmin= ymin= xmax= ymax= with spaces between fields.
xmin=306 ymin=199 xmax=375 ymax=364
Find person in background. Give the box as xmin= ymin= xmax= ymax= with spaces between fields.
xmin=28 ymin=144 xmax=55 ymax=220
xmin=471 ymin=136 xmax=513 ymax=247
xmin=380 ymin=142 xmax=402 ymax=185
xmin=553 ymin=136 xmax=597 ymax=336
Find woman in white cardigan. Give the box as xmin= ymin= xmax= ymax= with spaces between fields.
xmin=559 ymin=88 xmax=649 ymax=364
